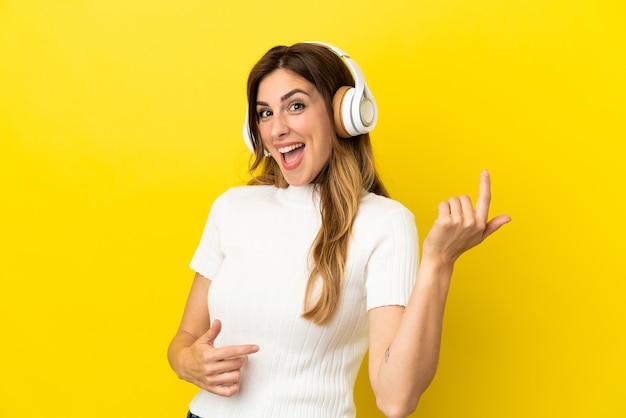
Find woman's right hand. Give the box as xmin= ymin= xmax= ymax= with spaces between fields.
xmin=175 ymin=319 xmax=260 ymax=397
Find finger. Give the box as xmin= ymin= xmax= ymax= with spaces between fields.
xmin=476 ymin=170 xmax=492 ymax=221
xmin=459 ymin=195 xmax=474 ymax=215
xmin=211 ymin=382 xmax=241 ymax=398
xmin=207 ymin=369 xmax=242 ymax=386
xmin=448 ymin=197 xmax=462 ymax=219
xmin=482 ymin=214 xmax=512 ymax=240
xmin=208 ymin=354 xmax=249 ymax=375
xmin=437 ymin=200 xmax=451 ymax=218
xmin=199 ymin=354 xmax=250 ymax=385
xmin=201 ymin=319 xmax=222 ymax=345
xmin=200 ymin=376 xmax=242 ymax=397
xmin=217 ymin=344 xmax=260 ymax=360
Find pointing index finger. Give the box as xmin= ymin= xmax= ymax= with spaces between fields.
xmin=476 ymin=170 xmax=491 ymax=221
xmin=218 ymin=344 xmax=260 ymax=360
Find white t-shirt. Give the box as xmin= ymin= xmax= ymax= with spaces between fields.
xmin=188 ymin=184 xmax=418 ymax=418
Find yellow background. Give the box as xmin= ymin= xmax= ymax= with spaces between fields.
xmin=1 ymin=0 xmax=624 ymax=417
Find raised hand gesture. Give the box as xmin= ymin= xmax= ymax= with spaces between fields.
xmin=422 ymin=170 xmax=511 ymax=265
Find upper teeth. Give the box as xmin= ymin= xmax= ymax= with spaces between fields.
xmin=278 ymin=143 xmax=304 ymax=153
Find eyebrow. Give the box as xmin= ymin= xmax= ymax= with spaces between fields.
xmin=256 ymin=88 xmax=310 ymax=107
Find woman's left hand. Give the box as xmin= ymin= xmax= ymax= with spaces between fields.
xmin=422 ymin=170 xmax=511 ymax=265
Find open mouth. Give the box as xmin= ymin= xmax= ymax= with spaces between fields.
xmin=278 ymin=143 xmax=305 ymax=165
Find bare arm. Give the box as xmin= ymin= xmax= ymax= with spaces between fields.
xmin=169 ymin=272 xmax=212 ymax=353
xmin=369 ymin=171 xmax=511 ymax=418
xmin=168 ymin=272 xmax=259 ymax=397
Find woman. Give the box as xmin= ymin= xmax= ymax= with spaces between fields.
xmin=168 ymin=42 xmax=510 ymax=418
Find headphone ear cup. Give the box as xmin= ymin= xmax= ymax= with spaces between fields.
xmin=243 ymin=113 xmax=255 ymax=153
xmin=332 ymin=86 xmax=354 ymax=138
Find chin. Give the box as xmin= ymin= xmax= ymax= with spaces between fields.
xmin=285 ymin=179 xmax=309 ymax=187
xmin=283 ymin=174 xmax=313 ymax=187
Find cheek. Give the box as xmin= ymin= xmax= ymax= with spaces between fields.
xmin=258 ymin=124 xmax=271 ymax=145
xmin=320 ymin=127 xmax=335 ymax=160
xmin=321 ymin=139 xmax=333 ymax=164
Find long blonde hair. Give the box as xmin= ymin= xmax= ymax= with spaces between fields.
xmin=245 ymin=43 xmax=389 ymax=325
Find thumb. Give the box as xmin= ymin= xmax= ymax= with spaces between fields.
xmin=200 ymin=319 xmax=222 ymax=346
xmin=482 ymin=214 xmax=512 ymax=240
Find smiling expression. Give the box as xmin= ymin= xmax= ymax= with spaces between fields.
xmin=256 ymin=68 xmax=334 ymax=187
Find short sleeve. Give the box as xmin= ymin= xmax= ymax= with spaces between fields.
xmin=189 ymin=192 xmax=227 ymax=280
xmin=365 ymin=206 xmax=419 ymax=310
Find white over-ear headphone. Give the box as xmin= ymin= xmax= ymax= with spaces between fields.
xmin=243 ymin=41 xmax=378 ymax=154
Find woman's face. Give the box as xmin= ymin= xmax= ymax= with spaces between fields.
xmin=256 ymin=68 xmax=333 ymax=187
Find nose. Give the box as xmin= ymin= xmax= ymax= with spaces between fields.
xmin=271 ymin=112 xmax=289 ymax=140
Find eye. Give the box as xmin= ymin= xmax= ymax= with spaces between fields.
xmin=290 ymin=102 xmax=305 ymax=112
xmin=257 ymin=109 xmax=272 ymax=119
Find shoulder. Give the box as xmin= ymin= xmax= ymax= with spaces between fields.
xmin=357 ymin=193 xmax=415 ymax=223
xmin=353 ymin=193 xmax=417 ymax=245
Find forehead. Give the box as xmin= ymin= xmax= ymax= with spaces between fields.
xmin=257 ymin=68 xmax=317 ymax=100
